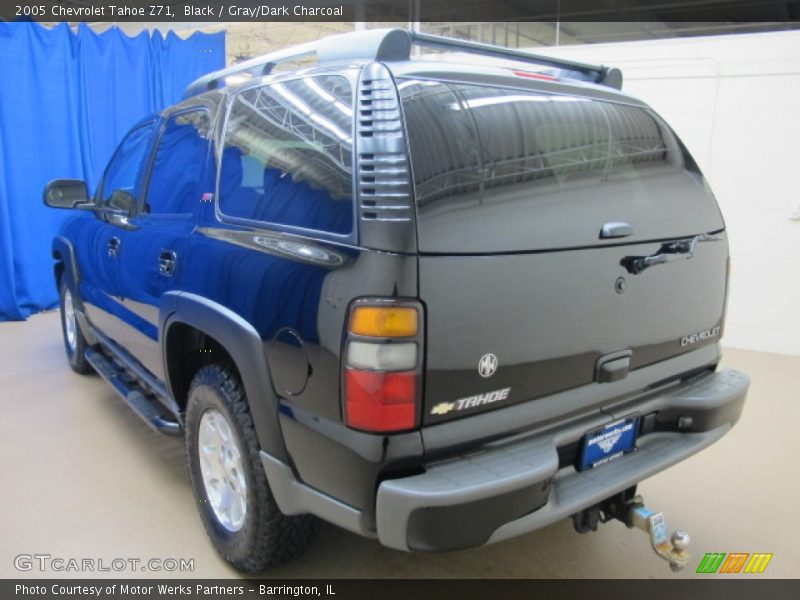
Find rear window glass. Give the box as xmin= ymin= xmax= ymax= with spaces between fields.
xmin=399 ymin=80 xmax=723 ymax=253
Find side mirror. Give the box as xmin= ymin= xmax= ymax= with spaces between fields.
xmin=108 ymin=189 xmax=135 ymax=216
xmin=104 ymin=190 xmax=137 ymax=229
xmin=43 ymin=179 xmax=89 ymax=209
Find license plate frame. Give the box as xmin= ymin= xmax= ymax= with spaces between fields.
xmin=578 ymin=415 xmax=639 ymax=471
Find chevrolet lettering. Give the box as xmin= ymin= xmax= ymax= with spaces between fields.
xmin=681 ymin=327 xmax=721 ymax=347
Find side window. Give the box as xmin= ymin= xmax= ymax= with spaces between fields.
xmin=145 ymin=110 xmax=212 ymax=214
xmin=99 ymin=123 xmax=156 ymax=206
xmin=219 ymin=74 xmax=354 ymax=236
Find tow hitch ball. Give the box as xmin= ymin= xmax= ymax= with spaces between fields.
xmin=625 ymin=498 xmax=691 ymax=572
xmin=573 ymin=492 xmax=691 ymax=572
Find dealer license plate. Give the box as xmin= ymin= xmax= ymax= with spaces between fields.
xmin=578 ymin=415 xmax=639 ymax=471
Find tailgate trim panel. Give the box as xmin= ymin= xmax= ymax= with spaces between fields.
xmin=421 ymin=344 xmax=720 ymax=458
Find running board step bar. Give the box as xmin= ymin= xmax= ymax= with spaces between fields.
xmin=85 ymin=348 xmax=181 ymax=436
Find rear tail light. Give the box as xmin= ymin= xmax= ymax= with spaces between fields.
xmin=349 ymin=306 xmax=418 ymax=337
xmin=721 ymin=256 xmax=731 ymax=334
xmin=344 ymin=370 xmax=416 ymax=432
xmin=347 ymin=341 xmax=417 ymax=371
xmin=343 ymin=301 xmax=422 ymax=433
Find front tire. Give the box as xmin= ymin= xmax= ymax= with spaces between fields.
xmin=185 ymin=364 xmax=314 ymax=573
xmin=59 ymin=279 xmax=92 ymax=374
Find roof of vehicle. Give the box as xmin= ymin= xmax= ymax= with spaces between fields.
xmin=176 ymin=61 xmax=644 ymax=117
xmin=181 ymin=28 xmax=637 ymax=106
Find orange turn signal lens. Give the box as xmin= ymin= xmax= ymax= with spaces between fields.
xmin=349 ymin=306 xmax=418 ymax=338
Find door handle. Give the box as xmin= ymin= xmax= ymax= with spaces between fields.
xmin=595 ymin=350 xmax=633 ymax=383
xmin=158 ymin=249 xmax=177 ymax=277
xmin=107 ymin=237 xmax=121 ymax=258
xmin=600 ymin=222 xmax=634 ymax=239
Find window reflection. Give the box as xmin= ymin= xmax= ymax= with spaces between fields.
xmin=399 ymin=79 xmax=716 ymax=254
xmin=399 ymin=80 xmax=677 ymax=207
xmin=146 ymin=110 xmax=211 ymax=214
xmin=219 ymin=74 xmax=354 ymax=235
xmin=100 ymin=123 xmax=157 ymax=205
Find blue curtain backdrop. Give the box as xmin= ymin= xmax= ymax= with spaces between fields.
xmin=0 ymin=22 xmax=225 ymax=320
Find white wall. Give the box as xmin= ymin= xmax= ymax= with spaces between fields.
xmin=531 ymin=31 xmax=800 ymax=356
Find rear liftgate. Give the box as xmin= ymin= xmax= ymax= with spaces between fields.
xmin=572 ymin=487 xmax=691 ymax=572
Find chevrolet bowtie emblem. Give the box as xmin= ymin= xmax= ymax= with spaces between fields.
xmin=431 ymin=402 xmax=455 ymax=415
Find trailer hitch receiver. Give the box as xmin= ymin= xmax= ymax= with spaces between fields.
xmin=624 ymin=496 xmax=691 ymax=572
xmin=573 ymin=490 xmax=691 ymax=572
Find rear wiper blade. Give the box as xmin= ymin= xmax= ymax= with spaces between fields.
xmin=621 ymin=233 xmax=723 ymax=275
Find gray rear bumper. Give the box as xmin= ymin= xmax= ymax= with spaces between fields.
xmin=375 ymin=368 xmax=748 ymax=551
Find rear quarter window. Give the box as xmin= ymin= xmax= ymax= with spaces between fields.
xmin=218 ymin=74 xmax=355 ymax=236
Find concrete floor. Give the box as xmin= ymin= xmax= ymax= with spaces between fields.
xmin=1 ymin=310 xmax=798 ymax=579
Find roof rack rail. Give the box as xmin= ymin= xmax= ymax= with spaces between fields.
xmin=183 ymin=28 xmax=622 ymax=99
xmin=408 ymin=31 xmax=622 ymax=89
xmin=182 ymin=29 xmax=412 ymax=99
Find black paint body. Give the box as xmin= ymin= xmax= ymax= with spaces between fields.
xmin=49 ymin=57 xmax=730 ymax=532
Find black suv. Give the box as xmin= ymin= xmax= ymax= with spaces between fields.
xmin=44 ymin=29 xmax=749 ymax=572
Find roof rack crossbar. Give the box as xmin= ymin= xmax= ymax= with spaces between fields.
xmin=407 ymin=31 xmax=621 ymax=89
xmin=183 ymin=28 xmax=622 ymax=99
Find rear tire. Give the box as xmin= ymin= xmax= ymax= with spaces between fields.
xmin=59 ymin=279 xmax=92 ymax=374
xmin=185 ymin=363 xmax=314 ymax=573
